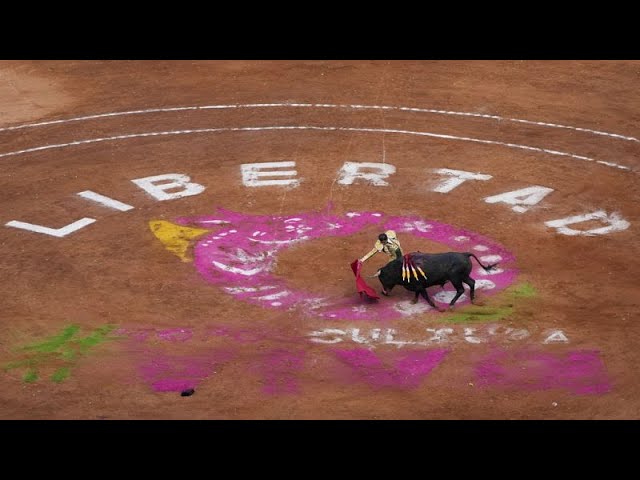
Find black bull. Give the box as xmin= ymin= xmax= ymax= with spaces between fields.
xmin=373 ymin=252 xmax=498 ymax=311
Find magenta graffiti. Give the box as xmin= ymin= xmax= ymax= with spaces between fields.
xmin=175 ymin=208 xmax=518 ymax=320
xmin=207 ymin=326 xmax=264 ymax=343
xmin=116 ymin=325 xmax=302 ymax=345
xmin=157 ymin=328 xmax=193 ymax=342
xmin=138 ymin=350 xmax=233 ymax=392
xmin=114 ymin=327 xmax=610 ymax=395
xmin=250 ymin=349 xmax=305 ymax=395
xmin=333 ymin=348 xmax=449 ymax=389
xmin=475 ymin=349 xmax=612 ymax=395
xmin=113 ymin=327 xmax=193 ymax=343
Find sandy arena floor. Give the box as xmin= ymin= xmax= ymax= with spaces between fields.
xmin=1 ymin=60 xmax=639 ymax=419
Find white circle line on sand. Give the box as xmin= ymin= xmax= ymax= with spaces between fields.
xmin=0 ymin=102 xmax=637 ymax=144
xmin=0 ymin=125 xmax=631 ymax=172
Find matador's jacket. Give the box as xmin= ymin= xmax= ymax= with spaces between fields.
xmin=359 ymin=230 xmax=403 ymax=264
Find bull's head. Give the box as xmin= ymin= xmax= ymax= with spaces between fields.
xmin=370 ymin=265 xmax=398 ymax=296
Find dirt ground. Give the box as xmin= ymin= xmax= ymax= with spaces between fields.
xmin=1 ymin=60 xmax=639 ymax=420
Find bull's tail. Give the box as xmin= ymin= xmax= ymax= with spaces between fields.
xmin=466 ymin=253 xmax=498 ymax=271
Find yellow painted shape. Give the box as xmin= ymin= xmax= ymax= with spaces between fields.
xmin=149 ymin=220 xmax=210 ymax=262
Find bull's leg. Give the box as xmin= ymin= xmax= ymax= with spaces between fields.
xmin=448 ymin=280 xmax=466 ymax=309
xmin=420 ymin=288 xmax=445 ymax=312
xmin=463 ymin=276 xmax=476 ymax=303
xmin=411 ymin=290 xmax=420 ymax=304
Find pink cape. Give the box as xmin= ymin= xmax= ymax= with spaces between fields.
xmin=350 ymin=259 xmax=380 ymax=300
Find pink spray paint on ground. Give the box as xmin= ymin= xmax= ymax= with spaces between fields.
xmin=475 ymin=348 xmax=612 ymax=395
xmin=115 ymin=326 xmax=292 ymax=344
xmin=249 ymin=349 xmax=306 ymax=395
xmin=176 ymin=207 xmax=518 ymax=321
xmin=138 ymin=350 xmax=234 ymax=392
xmin=332 ymin=347 xmax=450 ymax=389
xmin=113 ymin=327 xmax=194 ymax=343
xmin=116 ymin=327 xmax=305 ymax=393
xmin=157 ymin=328 xmax=193 ymax=342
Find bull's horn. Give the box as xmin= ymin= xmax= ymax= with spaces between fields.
xmin=368 ymin=270 xmax=382 ymax=278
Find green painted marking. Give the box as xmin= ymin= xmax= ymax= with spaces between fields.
xmin=77 ymin=325 xmax=115 ymax=352
xmin=5 ymin=357 xmax=41 ymax=371
xmin=51 ymin=367 xmax=70 ymax=383
xmin=61 ymin=348 xmax=76 ymax=360
xmin=22 ymin=325 xmax=80 ymax=353
xmin=4 ymin=324 xmax=119 ymax=384
xmin=443 ymin=282 xmax=536 ymax=323
xmin=444 ymin=306 xmax=514 ymax=323
xmin=24 ymin=369 xmax=38 ymax=383
xmin=500 ymin=282 xmax=537 ymax=300
xmin=511 ymin=283 xmax=537 ymax=298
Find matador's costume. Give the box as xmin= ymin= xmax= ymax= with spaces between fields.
xmin=359 ymin=230 xmax=402 ymax=264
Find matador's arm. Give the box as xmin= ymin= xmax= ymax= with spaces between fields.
xmin=359 ymin=246 xmax=379 ymax=263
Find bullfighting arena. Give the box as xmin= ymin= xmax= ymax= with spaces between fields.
xmin=1 ymin=60 xmax=639 ymax=419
